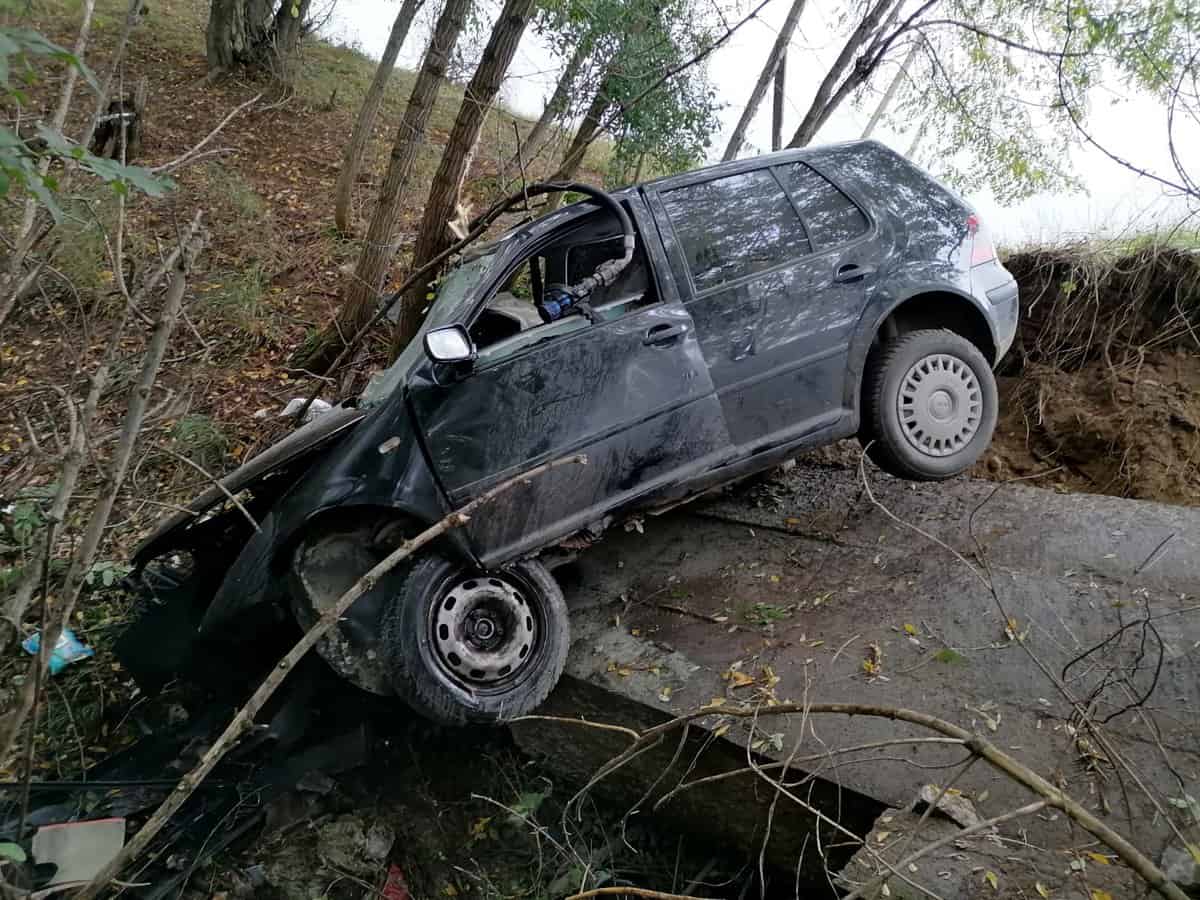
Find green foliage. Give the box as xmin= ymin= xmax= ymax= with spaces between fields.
xmin=0 ymin=24 xmax=172 ymax=216
xmin=742 ymin=601 xmax=793 ymax=625
xmin=538 ymin=0 xmax=721 ymax=182
xmin=885 ymin=0 xmax=1200 ymax=202
xmin=197 ymin=263 xmax=282 ymax=345
xmin=1 ymin=498 xmax=44 ymax=551
xmin=84 ymin=559 xmax=131 ymax=589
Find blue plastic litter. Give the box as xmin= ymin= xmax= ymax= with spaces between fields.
xmin=22 ymin=628 xmax=94 ymax=675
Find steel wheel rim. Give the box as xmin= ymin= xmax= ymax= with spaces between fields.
xmin=896 ymin=352 xmax=983 ymax=458
xmin=429 ymin=574 xmax=539 ymax=688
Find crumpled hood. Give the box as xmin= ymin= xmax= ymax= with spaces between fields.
xmin=133 ymin=405 xmax=366 ymax=567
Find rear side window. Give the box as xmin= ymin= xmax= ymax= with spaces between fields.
xmin=661 ymin=168 xmax=812 ymax=292
xmin=780 ymin=163 xmax=868 ymax=248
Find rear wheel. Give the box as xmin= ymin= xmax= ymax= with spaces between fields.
xmin=381 ymin=553 xmax=569 ymax=725
xmin=860 ymin=329 xmax=997 ymax=481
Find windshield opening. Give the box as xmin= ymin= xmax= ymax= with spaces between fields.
xmin=360 ymin=250 xmax=498 ymax=407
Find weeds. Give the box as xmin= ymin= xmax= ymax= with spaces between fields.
xmin=196 ymin=264 xmax=281 ymax=346
xmin=170 ymin=413 xmax=230 ymax=473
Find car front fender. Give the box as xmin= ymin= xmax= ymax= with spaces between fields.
xmin=198 ymin=393 xmax=454 ymax=634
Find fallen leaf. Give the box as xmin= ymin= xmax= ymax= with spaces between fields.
xmin=706 ymin=697 xmax=726 ymax=708
xmin=658 ymin=686 xmax=673 ymax=702
xmin=984 ymin=870 xmax=998 ymax=891
xmin=727 ymin=669 xmax=755 ymax=688
xmin=1086 ymin=852 xmax=1111 ymax=865
xmin=1090 ymin=891 xmax=1113 ymax=900
xmin=1035 ymin=882 xmax=1050 ymax=898
xmin=713 ymin=723 xmax=730 ymax=737
xmin=903 ymin=623 xmax=917 ymax=635
xmin=875 ymin=830 xmax=891 ymax=843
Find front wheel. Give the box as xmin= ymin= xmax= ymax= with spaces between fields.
xmin=860 ymin=328 xmax=998 ymax=481
xmin=380 ymin=553 xmax=569 ymax=725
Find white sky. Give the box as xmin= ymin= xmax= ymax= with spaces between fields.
xmin=322 ymin=0 xmax=1198 ymax=245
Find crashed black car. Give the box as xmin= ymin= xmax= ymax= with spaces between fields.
xmin=126 ymin=140 xmax=1018 ymax=724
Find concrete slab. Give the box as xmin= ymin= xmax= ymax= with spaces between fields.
xmin=528 ymin=463 xmax=1200 ymax=897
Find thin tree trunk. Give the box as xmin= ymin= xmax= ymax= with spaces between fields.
xmin=270 ymin=0 xmax=314 ymax=82
xmin=334 ymin=0 xmax=425 ymax=235
xmin=905 ymin=110 xmax=931 ymax=158
xmin=394 ymin=0 xmax=537 ymax=350
xmin=507 ymin=38 xmax=590 ymax=176
xmin=0 ymin=0 xmax=96 ymax=330
xmin=786 ymin=0 xmax=902 ymax=148
xmin=548 ymin=68 xmax=615 ymax=183
xmin=0 ymin=215 xmax=206 ymax=766
xmin=721 ymin=0 xmax=806 ymax=161
xmin=860 ymin=37 xmax=920 ymax=139
xmin=771 ymin=49 xmax=786 ymax=151
xmin=295 ymin=0 xmax=471 ymax=374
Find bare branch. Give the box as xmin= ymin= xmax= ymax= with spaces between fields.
xmin=151 ymin=94 xmax=261 ymax=174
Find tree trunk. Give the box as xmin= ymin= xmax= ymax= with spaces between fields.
xmin=860 ymin=37 xmax=919 ymax=139
xmin=547 ymin=67 xmax=615 ymax=183
xmin=294 ymin=0 xmax=471 ymax=374
xmin=786 ymin=0 xmax=902 ymax=148
xmin=206 ymin=0 xmax=275 ymax=71
xmin=270 ymin=0 xmax=313 ymax=81
xmin=334 ymin=0 xmax=426 ymax=234
xmin=507 ymin=38 xmax=590 ymax=176
xmin=721 ymin=0 xmax=807 ymax=161
xmin=393 ymin=0 xmax=537 ymax=350
xmin=771 ymin=49 xmax=786 ymax=151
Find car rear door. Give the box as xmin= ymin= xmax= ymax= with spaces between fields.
xmin=407 ymin=200 xmax=730 ymax=566
xmin=646 ymin=160 xmax=879 ymax=452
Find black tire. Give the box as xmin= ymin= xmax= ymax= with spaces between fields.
xmin=860 ymin=328 xmax=998 ymax=481
xmin=380 ymin=552 xmax=569 ymax=725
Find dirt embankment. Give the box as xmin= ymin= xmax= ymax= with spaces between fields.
xmin=973 ymin=245 xmax=1200 ymax=505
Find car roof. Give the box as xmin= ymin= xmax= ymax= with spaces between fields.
xmin=472 ymin=139 xmax=889 ymax=254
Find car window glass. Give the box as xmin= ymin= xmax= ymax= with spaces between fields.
xmin=779 ymin=162 xmax=868 ymax=248
xmin=662 ymin=168 xmax=812 ymax=293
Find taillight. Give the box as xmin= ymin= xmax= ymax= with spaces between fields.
xmin=966 ymin=214 xmax=996 ymax=266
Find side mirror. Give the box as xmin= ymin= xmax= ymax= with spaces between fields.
xmin=424 ymin=324 xmax=474 ymax=364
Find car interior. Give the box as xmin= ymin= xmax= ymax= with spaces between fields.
xmin=469 ymin=208 xmax=657 ymax=361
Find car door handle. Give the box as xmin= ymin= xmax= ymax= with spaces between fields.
xmin=643 ymin=323 xmax=686 ymax=346
xmin=834 ymin=263 xmax=876 ymax=284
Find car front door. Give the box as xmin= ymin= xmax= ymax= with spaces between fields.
xmin=647 ymin=160 xmax=878 ymax=452
xmin=407 ymin=203 xmax=730 ymax=566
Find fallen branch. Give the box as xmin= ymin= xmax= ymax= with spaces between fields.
xmin=150 ymin=93 xmax=261 ymax=174
xmin=156 ymin=446 xmax=262 ymax=534
xmin=74 ymin=452 xmax=587 ymax=900
xmin=570 ymin=701 xmax=1190 ymax=900
xmin=841 ymin=800 xmax=1049 ymax=900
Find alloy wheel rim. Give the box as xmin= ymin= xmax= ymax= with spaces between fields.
xmin=896 ymin=352 xmax=983 ymax=458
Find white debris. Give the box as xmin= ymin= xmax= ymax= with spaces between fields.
xmin=278 ymin=397 xmax=332 ymax=423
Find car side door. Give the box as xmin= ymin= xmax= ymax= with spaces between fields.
xmin=647 ymin=160 xmax=878 ymax=453
xmin=406 ymin=200 xmax=730 ymax=566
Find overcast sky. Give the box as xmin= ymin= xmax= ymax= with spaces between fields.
xmin=322 ymin=0 xmax=1198 ymax=245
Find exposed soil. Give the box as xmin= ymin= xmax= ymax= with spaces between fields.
xmin=975 ymin=246 xmax=1200 ymax=504
xmin=978 ymin=352 xmax=1200 ymax=503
